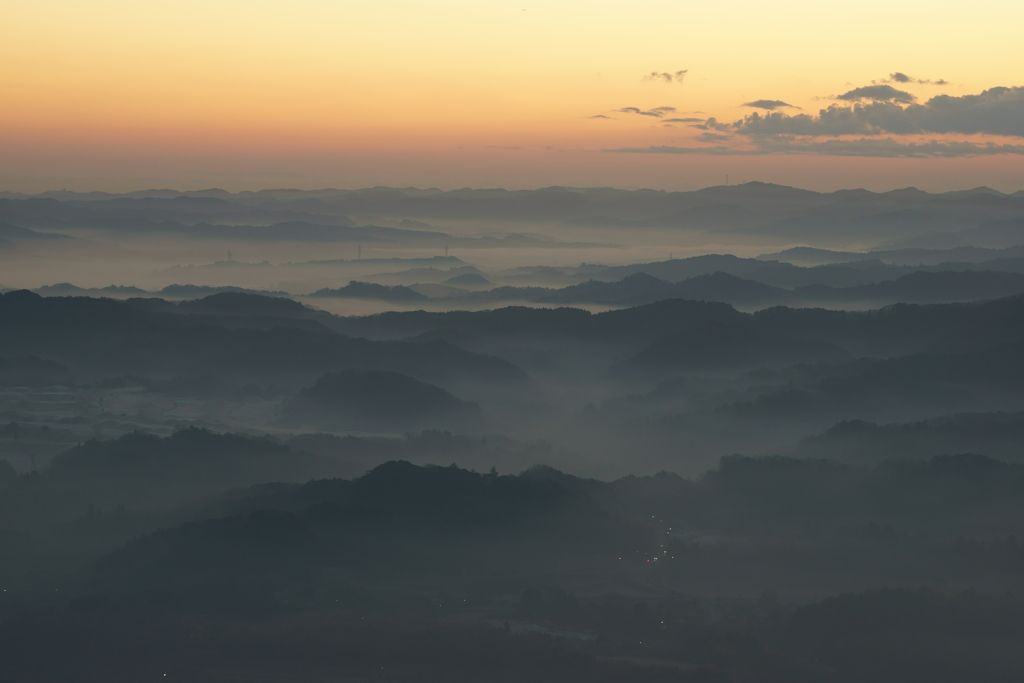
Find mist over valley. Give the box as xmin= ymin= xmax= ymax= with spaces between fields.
xmin=4 ymin=182 xmax=1024 ymax=681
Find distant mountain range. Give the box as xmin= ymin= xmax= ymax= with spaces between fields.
xmin=24 ymin=261 xmax=1024 ymax=310
xmin=2 ymin=182 xmax=1022 ymax=249
xmin=31 ymin=283 xmax=291 ymax=299
xmin=0 ymin=197 xmax=609 ymax=247
xmin=0 ymin=220 xmax=71 ymax=243
xmin=474 ymin=269 xmax=1024 ymax=309
xmin=760 ymin=243 xmax=1024 ymax=266
xmin=309 ymin=281 xmax=429 ymax=302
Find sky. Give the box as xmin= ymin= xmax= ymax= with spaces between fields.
xmin=2 ymin=0 xmax=1023 ymax=193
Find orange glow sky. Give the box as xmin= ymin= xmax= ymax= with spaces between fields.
xmin=3 ymin=0 xmax=1023 ymax=193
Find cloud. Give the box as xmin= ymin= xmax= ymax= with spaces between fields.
xmin=734 ymin=86 xmax=1024 ymax=138
xmin=641 ymin=70 xmax=688 ymax=84
xmin=735 ymin=103 xmax=914 ymax=137
xmin=604 ymin=139 xmax=1024 ymax=158
xmin=906 ymin=87 xmax=1024 ymax=135
xmin=691 ymin=117 xmax=732 ymax=131
xmin=836 ymin=85 xmax=916 ymax=103
xmin=587 ymin=114 xmax=612 ymax=119
xmin=618 ymin=107 xmax=667 ymax=118
xmin=877 ymin=72 xmax=949 ymax=86
xmin=743 ymin=99 xmax=798 ymax=110
xmin=606 ymin=84 xmax=1024 ymax=159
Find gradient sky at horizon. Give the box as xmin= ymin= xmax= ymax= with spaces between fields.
xmin=3 ymin=0 xmax=1023 ymax=193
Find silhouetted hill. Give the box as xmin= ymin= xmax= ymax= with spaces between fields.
xmin=0 ymin=428 xmax=340 ymax=534
xmin=176 ymin=291 xmax=308 ymax=316
xmin=799 ymin=411 xmax=1024 ymax=463
xmin=539 ymin=273 xmax=684 ymax=306
xmin=0 ymin=221 xmax=70 ymax=240
xmin=751 ymin=295 xmax=1024 ymax=357
xmin=0 ymin=290 xmax=525 ymax=391
xmin=960 ymin=216 xmax=1024 ymax=249
xmin=592 ymin=254 xmax=798 ymax=284
xmin=619 ymin=323 xmax=848 ymax=373
xmin=310 ymin=281 xmax=429 ymax=301
xmin=793 ymin=270 xmax=1024 ymax=304
xmin=0 ymin=196 xmax=358 ymax=233
xmin=331 ymin=298 xmax=750 ymax=345
xmin=329 ymin=295 xmax=1024 ymax=385
xmin=284 ymin=370 xmax=481 ymax=431
xmin=673 ymin=271 xmax=786 ymax=305
xmin=443 ymin=273 xmax=492 ymax=287
xmin=538 ymin=270 xmax=786 ymax=308
xmin=33 ymin=283 xmax=150 ymax=297
xmin=89 ymin=460 xmax=647 ymax=606
xmin=761 ymin=244 xmax=1024 ymax=266
xmin=719 ymin=339 xmax=1024 ymax=423
xmin=158 ymin=284 xmax=292 ymax=299
xmin=420 ymin=267 xmax=1024 ymax=309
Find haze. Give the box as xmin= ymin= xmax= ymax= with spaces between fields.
xmin=3 ymin=2 xmax=1024 ymax=681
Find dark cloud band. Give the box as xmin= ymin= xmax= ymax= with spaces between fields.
xmin=735 ymin=87 xmax=1024 ymax=138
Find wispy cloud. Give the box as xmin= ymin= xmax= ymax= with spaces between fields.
xmin=587 ymin=114 xmax=612 ymax=119
xmin=617 ymin=107 xmax=675 ymax=118
xmin=641 ymin=70 xmax=688 ymax=84
xmin=743 ymin=99 xmax=798 ymax=110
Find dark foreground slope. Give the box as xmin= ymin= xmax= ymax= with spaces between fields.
xmin=5 ymin=429 xmax=1024 ymax=682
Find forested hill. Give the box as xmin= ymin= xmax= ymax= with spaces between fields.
xmin=0 ymin=290 xmax=525 ymax=390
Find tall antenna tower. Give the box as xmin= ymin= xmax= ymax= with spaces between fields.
xmin=357 ymin=244 xmax=361 ymax=260
xmin=227 ymin=249 xmax=232 ymax=262
xmin=445 ymin=244 xmax=448 ymax=257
